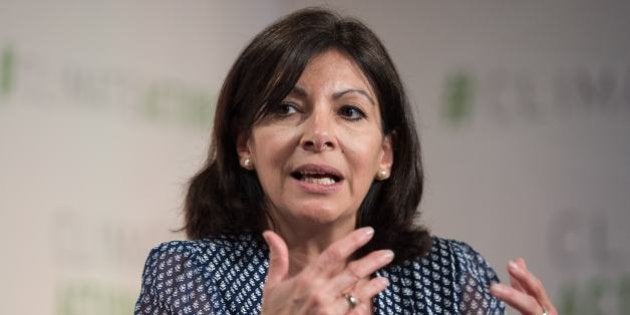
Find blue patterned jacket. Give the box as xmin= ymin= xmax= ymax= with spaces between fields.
xmin=135 ymin=234 xmax=505 ymax=314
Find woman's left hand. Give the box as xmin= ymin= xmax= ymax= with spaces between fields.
xmin=490 ymin=257 xmax=558 ymax=315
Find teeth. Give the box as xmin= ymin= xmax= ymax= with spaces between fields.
xmin=303 ymin=176 xmax=336 ymax=185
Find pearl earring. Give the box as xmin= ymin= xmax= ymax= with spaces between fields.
xmin=242 ymin=157 xmax=254 ymax=170
xmin=376 ymin=169 xmax=389 ymax=180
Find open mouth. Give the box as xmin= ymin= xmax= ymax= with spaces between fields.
xmin=290 ymin=164 xmax=343 ymax=185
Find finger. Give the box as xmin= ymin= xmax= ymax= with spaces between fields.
xmin=509 ymin=260 xmax=525 ymax=293
xmin=330 ymin=293 xmax=363 ymax=314
xmin=510 ymin=272 xmax=525 ymax=293
xmin=308 ymin=227 xmax=375 ymax=276
xmin=333 ymin=277 xmax=389 ymax=315
xmin=328 ymin=249 xmax=394 ymax=293
xmin=509 ymin=258 xmax=557 ymax=314
xmin=508 ymin=257 xmax=528 ymax=292
xmin=351 ymin=277 xmax=389 ymax=313
xmin=347 ymin=303 xmax=372 ymax=315
xmin=356 ymin=277 xmax=389 ymax=297
xmin=490 ymin=282 xmax=542 ymax=315
xmin=263 ymin=230 xmax=289 ymax=287
xmin=509 ymin=257 xmax=527 ymax=292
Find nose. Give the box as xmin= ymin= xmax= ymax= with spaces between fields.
xmin=300 ymin=109 xmax=336 ymax=152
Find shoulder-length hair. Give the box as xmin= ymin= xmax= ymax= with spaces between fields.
xmin=184 ymin=7 xmax=431 ymax=263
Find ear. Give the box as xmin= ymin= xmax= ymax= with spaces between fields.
xmin=236 ymin=131 xmax=252 ymax=162
xmin=378 ymin=133 xmax=394 ymax=172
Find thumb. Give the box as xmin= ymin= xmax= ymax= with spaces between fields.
xmin=263 ymin=230 xmax=289 ymax=287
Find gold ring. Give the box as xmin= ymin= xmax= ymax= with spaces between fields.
xmin=344 ymin=293 xmax=359 ymax=309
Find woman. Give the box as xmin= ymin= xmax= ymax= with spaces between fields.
xmin=135 ymin=8 xmax=556 ymax=315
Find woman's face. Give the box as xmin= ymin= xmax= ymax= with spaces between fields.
xmin=239 ymin=49 xmax=392 ymax=229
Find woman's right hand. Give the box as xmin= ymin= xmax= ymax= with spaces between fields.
xmin=261 ymin=227 xmax=394 ymax=315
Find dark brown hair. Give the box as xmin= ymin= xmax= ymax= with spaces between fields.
xmin=184 ymin=7 xmax=431 ymax=263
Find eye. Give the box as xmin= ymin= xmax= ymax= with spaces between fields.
xmin=338 ymin=105 xmax=366 ymax=121
xmin=271 ymin=102 xmax=298 ymax=116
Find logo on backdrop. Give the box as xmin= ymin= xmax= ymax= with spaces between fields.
xmin=0 ymin=44 xmax=215 ymax=129
xmin=0 ymin=46 xmax=15 ymax=100
xmin=442 ymin=67 xmax=630 ymax=126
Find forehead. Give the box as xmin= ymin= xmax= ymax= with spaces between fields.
xmin=295 ymin=49 xmax=377 ymax=100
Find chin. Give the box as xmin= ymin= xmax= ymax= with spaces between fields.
xmin=295 ymin=204 xmax=353 ymax=226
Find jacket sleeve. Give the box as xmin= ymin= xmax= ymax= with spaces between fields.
xmin=134 ymin=241 xmax=225 ymax=315
xmin=134 ymin=246 xmax=172 ymax=315
xmin=451 ymin=240 xmax=506 ymax=314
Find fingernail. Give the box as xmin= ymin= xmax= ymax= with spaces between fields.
xmin=361 ymin=226 xmax=375 ymax=237
xmin=379 ymin=277 xmax=390 ymax=287
xmin=508 ymin=260 xmax=520 ymax=272
xmin=379 ymin=250 xmax=395 ymax=263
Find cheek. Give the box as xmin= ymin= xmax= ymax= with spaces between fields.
xmin=341 ymin=132 xmax=384 ymax=180
xmin=250 ymin=128 xmax=297 ymax=181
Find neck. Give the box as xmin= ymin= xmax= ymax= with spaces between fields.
xmin=268 ymin=214 xmax=356 ymax=277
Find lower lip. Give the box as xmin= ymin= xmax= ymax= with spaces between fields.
xmin=292 ymin=177 xmax=343 ymax=194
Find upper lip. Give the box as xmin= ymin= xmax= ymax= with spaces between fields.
xmin=291 ymin=163 xmax=344 ymax=181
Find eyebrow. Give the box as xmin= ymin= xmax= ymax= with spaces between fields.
xmin=290 ymin=86 xmax=376 ymax=105
xmin=333 ymin=89 xmax=376 ymax=105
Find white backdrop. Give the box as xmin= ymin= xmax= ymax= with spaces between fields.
xmin=1 ymin=1 xmax=628 ymax=314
